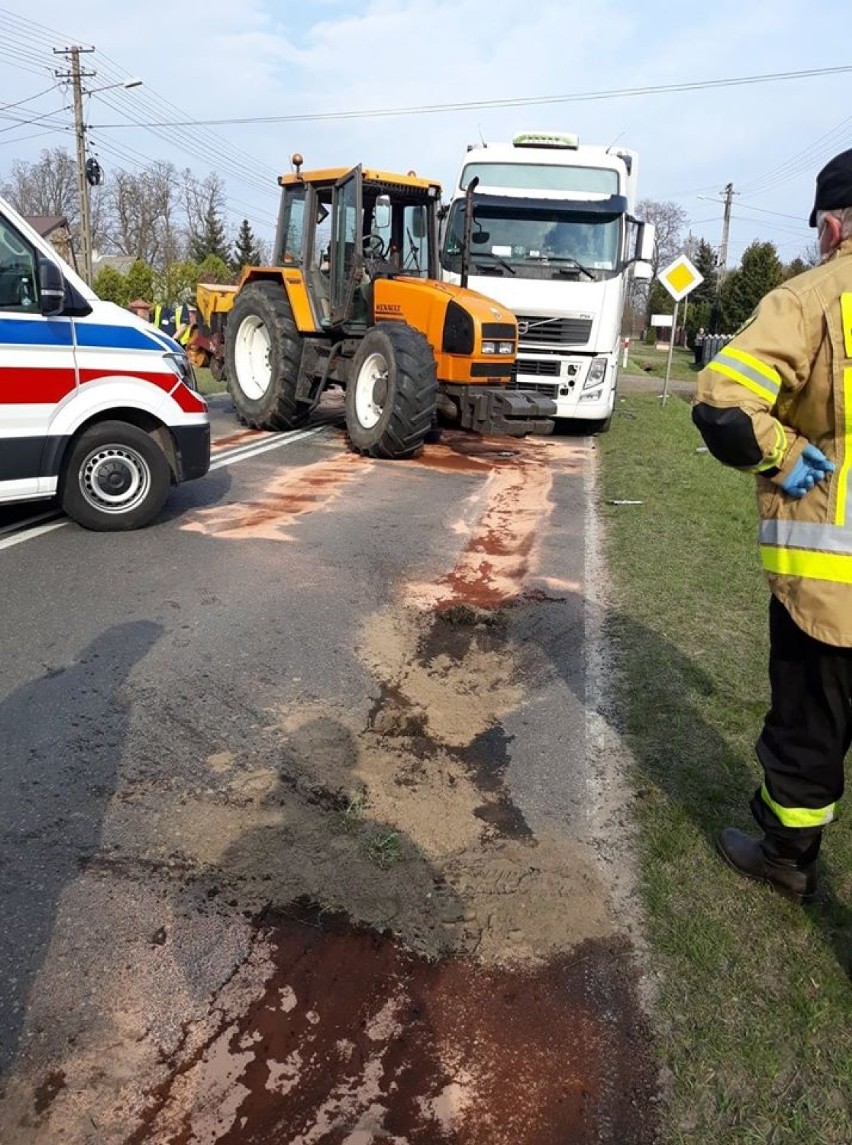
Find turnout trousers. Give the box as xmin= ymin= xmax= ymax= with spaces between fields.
xmin=753 ymin=595 xmax=852 ymax=861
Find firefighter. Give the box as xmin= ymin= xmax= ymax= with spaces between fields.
xmin=152 ymin=302 xmax=177 ymax=339
xmin=174 ymin=303 xmax=197 ymax=348
xmin=692 ymin=148 xmax=852 ymax=904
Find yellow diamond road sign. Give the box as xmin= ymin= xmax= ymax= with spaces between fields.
xmin=658 ymin=254 xmax=703 ymax=302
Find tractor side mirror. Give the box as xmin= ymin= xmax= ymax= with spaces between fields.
xmin=374 ymin=196 xmax=391 ymax=230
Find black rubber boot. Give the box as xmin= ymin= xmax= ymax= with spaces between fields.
xmin=716 ymin=828 xmax=818 ymax=903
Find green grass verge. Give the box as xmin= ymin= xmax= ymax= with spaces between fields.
xmin=194 ymin=366 xmax=225 ymax=396
xmin=625 ymin=345 xmax=701 ymax=383
xmin=599 ymin=395 xmax=852 ymax=1145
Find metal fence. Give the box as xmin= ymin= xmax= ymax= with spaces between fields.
xmin=698 ymin=334 xmax=733 ymax=366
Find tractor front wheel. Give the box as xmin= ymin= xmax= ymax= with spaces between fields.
xmin=345 ymin=323 xmax=437 ymax=459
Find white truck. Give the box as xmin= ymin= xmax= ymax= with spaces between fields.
xmin=440 ymin=131 xmax=655 ymax=431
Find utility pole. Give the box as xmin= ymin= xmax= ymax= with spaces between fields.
xmin=55 ymin=45 xmax=96 ymax=285
xmin=718 ymin=182 xmax=735 ymax=278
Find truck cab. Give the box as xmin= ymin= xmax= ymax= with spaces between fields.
xmin=0 ymin=196 xmax=210 ymax=530
xmin=440 ymin=132 xmax=654 ymax=431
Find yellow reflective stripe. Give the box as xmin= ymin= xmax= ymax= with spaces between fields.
xmin=835 ymin=366 xmax=852 ymax=527
xmin=761 ymin=783 xmax=834 ymax=828
xmin=749 ymin=419 xmax=786 ymax=472
xmin=724 ymin=346 xmax=782 ymax=387
xmin=710 ymin=361 xmax=778 ymax=405
xmin=761 ymin=544 xmax=852 ymax=583
xmin=842 ymin=293 xmax=852 ymax=358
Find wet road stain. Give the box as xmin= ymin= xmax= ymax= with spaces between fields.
xmin=32 ymin=1070 xmax=66 ymax=1116
xmin=211 ymin=428 xmax=268 ymax=451
xmin=182 ymin=452 xmax=368 ymax=540
xmin=138 ymin=902 xmax=657 ymax=1145
xmin=408 ymin=435 xmax=587 ymax=611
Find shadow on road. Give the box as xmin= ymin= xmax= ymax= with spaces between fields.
xmin=0 ymin=621 xmax=162 ymax=1078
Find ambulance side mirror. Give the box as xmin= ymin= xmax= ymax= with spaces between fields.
xmin=39 ymin=257 xmax=65 ymax=317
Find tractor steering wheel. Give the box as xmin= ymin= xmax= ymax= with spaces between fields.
xmin=364 ymin=233 xmax=386 ymax=259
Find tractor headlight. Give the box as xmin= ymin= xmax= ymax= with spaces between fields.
xmin=482 ymin=341 xmax=497 ymax=354
xmin=498 ymin=341 xmax=514 ymax=355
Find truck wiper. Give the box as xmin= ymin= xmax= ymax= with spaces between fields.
xmin=474 ymin=252 xmax=517 ymax=276
xmin=550 ymin=257 xmax=595 ymax=280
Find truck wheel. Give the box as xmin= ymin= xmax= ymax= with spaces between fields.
xmin=61 ymin=421 xmax=171 ymax=531
xmin=345 ymin=323 xmax=437 ymax=459
xmin=225 ymin=281 xmax=307 ymax=430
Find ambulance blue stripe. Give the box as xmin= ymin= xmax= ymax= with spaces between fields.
xmin=74 ymin=325 xmax=166 ymax=351
xmin=0 ymin=317 xmax=73 ymax=346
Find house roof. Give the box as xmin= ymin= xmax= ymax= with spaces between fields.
xmin=24 ymin=214 xmax=69 ymax=238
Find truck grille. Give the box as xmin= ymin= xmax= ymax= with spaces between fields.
xmin=511 ymin=359 xmax=560 ymax=378
xmin=516 ymin=315 xmax=593 ymax=347
xmin=509 ymin=378 xmax=559 ymax=396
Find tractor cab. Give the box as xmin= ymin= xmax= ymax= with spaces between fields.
xmin=274 ymin=161 xmax=440 ymax=331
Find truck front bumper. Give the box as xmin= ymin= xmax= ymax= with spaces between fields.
xmin=440 ymin=385 xmax=556 ymax=437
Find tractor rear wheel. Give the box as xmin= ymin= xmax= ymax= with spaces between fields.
xmin=345 ymin=323 xmax=437 ymax=459
xmin=225 ymin=281 xmax=307 ymax=430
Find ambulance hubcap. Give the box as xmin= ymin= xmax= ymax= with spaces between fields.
xmin=79 ymin=445 xmax=151 ymax=514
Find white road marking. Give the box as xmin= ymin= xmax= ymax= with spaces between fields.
xmin=0 ymin=520 xmax=68 ymax=551
xmin=0 ymin=424 xmax=335 ymax=552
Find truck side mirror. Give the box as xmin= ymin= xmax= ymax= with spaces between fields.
xmin=38 ymin=256 xmax=65 ymax=316
xmin=637 ymin=221 xmax=656 ymax=263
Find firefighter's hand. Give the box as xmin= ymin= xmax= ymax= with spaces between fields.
xmin=780 ymin=444 xmax=835 ymax=498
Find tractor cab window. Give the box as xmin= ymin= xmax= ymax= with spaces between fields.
xmin=331 ymin=167 xmax=362 ymax=324
xmin=276 ymin=184 xmax=306 ymax=265
xmin=401 ymin=204 xmax=429 ymax=276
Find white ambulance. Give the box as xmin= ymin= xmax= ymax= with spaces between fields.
xmin=0 ymin=195 xmax=210 ymax=530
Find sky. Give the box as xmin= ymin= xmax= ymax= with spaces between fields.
xmin=0 ymin=0 xmax=849 ymax=266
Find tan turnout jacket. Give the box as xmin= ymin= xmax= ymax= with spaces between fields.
xmin=694 ymin=239 xmax=852 ymax=646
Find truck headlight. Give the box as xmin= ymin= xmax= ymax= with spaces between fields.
xmin=583 ymin=357 xmax=607 ymax=389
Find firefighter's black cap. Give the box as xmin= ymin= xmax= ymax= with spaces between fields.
xmin=809 ymin=148 xmax=852 ymax=227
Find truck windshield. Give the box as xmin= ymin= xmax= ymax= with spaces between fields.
xmin=441 ymin=200 xmax=623 ymax=280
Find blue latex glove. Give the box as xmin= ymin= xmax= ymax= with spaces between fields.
xmin=780 ymin=443 xmax=835 ymax=498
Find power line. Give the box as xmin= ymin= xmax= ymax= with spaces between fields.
xmin=83 ymin=64 xmax=852 ymax=128
xmin=0 ymin=84 xmax=58 ymax=114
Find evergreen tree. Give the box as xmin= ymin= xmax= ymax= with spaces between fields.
xmin=190 ymin=203 xmax=230 ymax=264
xmin=124 ymin=259 xmax=155 ymax=303
xmin=197 ymin=254 xmax=234 ymax=285
xmin=720 ymin=240 xmax=783 ymax=331
xmin=783 ymin=257 xmax=809 ymax=281
xmin=92 ymin=265 xmax=130 ymax=306
xmin=231 ymin=218 xmax=261 ymax=273
xmin=691 ymin=239 xmax=719 ymax=307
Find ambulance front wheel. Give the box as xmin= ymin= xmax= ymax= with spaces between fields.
xmin=61 ymin=421 xmax=171 ymax=531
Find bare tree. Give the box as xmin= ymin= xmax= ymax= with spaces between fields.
xmin=182 ymin=170 xmax=229 ymax=262
xmin=103 ymin=162 xmax=183 ymax=270
xmin=637 ymin=198 xmax=690 ymax=277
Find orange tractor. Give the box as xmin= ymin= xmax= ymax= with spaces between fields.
xmin=205 ymin=157 xmax=556 ymax=458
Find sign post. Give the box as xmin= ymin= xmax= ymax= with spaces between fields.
xmin=657 ymin=254 xmax=704 ymax=405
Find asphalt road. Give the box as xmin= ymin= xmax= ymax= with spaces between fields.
xmin=0 ymin=394 xmax=656 ymax=1143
